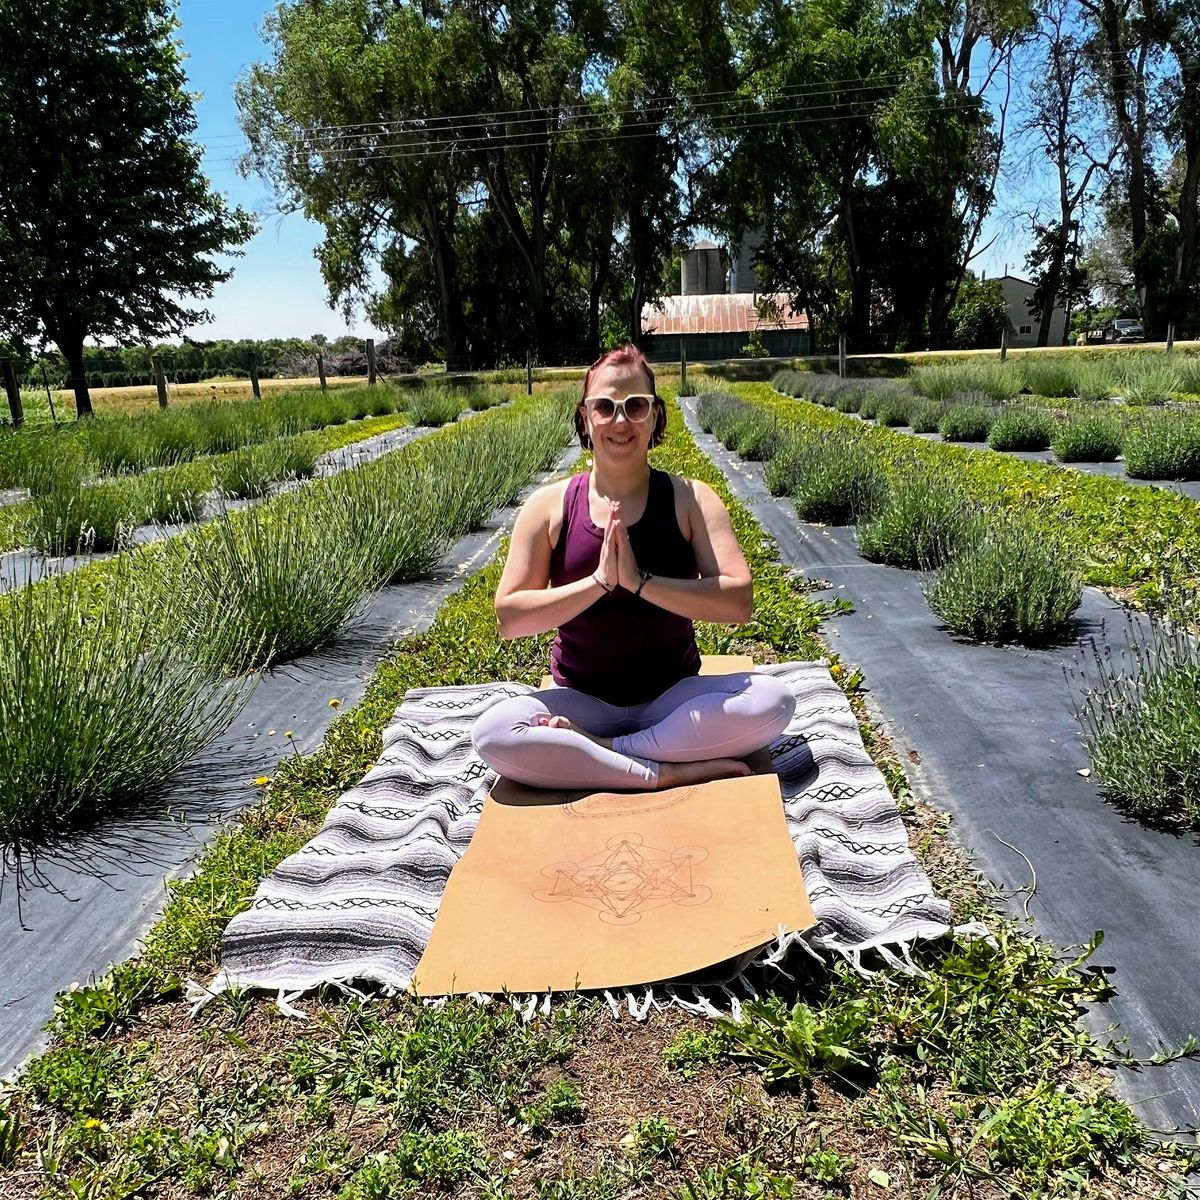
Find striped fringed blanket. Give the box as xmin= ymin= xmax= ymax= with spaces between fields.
xmin=203 ymin=662 xmax=963 ymax=1010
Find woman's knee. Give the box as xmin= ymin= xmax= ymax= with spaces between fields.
xmin=744 ymin=676 xmax=796 ymax=732
xmin=471 ymin=695 xmax=542 ymax=767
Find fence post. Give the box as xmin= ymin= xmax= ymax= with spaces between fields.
xmin=837 ymin=334 xmax=847 ymax=378
xmin=526 ymin=350 xmax=533 ymax=396
xmin=1 ymin=359 xmax=24 ymax=429
xmin=680 ymin=339 xmax=687 ymax=394
xmin=249 ymin=351 xmax=261 ymax=399
xmin=1000 ymin=327 xmax=1009 ymax=362
xmin=1167 ymin=323 xmax=1176 ymax=352
xmin=317 ymin=352 xmax=327 ymax=391
xmin=40 ymin=363 xmax=57 ymax=424
xmin=366 ymin=339 xmax=377 ymax=386
xmin=152 ymin=355 xmax=169 ymax=409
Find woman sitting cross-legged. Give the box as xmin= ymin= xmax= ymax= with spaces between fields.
xmin=471 ymin=344 xmax=796 ymax=791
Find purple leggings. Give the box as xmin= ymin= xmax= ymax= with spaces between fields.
xmin=471 ymin=672 xmax=796 ymax=790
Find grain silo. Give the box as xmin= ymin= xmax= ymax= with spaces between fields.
xmin=680 ymin=240 xmax=725 ymax=295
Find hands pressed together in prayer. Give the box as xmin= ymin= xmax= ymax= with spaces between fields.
xmin=594 ymin=500 xmax=643 ymax=594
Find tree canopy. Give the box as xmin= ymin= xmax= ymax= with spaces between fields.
xmin=0 ymin=0 xmax=255 ymax=415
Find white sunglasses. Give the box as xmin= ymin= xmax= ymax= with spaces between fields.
xmin=582 ymin=393 xmax=656 ymax=423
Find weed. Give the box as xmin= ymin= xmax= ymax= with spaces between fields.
xmin=663 ymin=1028 xmax=730 ymax=1077
xmin=621 ymin=1115 xmax=677 ymax=1159
xmin=681 ymin=1153 xmax=798 ymax=1199
xmin=722 ymin=993 xmax=874 ymax=1086
xmin=986 ymin=407 xmax=1055 ymax=451
xmin=520 ymin=1079 xmax=585 ymax=1131
xmin=805 ymin=1144 xmax=851 ymax=1182
xmin=986 ymin=1081 xmax=1143 ymax=1193
xmin=924 ymin=516 xmax=1082 ymax=645
xmin=338 ymin=1131 xmax=487 ymax=1198
xmin=1050 ymin=415 xmax=1123 ymax=462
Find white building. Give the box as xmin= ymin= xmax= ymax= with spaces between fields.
xmin=997 ymin=274 xmax=1068 ymax=348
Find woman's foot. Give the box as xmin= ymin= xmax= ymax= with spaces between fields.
xmin=656 ymin=758 xmax=753 ymax=789
xmin=536 ymin=713 xmax=613 ymax=751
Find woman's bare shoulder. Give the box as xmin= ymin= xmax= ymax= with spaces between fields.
xmin=515 ymin=477 xmax=572 ymax=540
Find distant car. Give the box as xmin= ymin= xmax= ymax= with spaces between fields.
xmin=1103 ymin=318 xmax=1144 ymax=343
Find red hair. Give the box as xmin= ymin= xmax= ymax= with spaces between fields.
xmin=575 ymin=343 xmax=667 ymax=450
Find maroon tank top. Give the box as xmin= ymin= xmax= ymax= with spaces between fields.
xmin=549 ymin=469 xmax=701 ymax=705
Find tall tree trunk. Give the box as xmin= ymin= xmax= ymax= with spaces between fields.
xmin=423 ymin=208 xmax=467 ymax=369
xmin=1087 ymin=0 xmax=1162 ymax=333
xmin=56 ymin=330 xmax=92 ymax=418
xmin=1169 ymin=59 xmax=1200 ymax=321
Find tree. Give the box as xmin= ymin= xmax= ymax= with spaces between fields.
xmin=948 ymin=276 xmax=1012 ymax=347
xmin=1018 ymin=0 xmax=1113 ymax=345
xmin=0 ymin=0 xmax=254 ymax=417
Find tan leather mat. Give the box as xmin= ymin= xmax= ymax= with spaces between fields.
xmin=412 ymin=772 xmax=815 ymax=996
xmin=538 ymin=654 xmax=756 ymax=692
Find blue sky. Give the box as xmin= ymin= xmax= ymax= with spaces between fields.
xmin=179 ymin=0 xmax=388 ymax=342
xmin=181 ymin=0 xmax=1024 ymax=344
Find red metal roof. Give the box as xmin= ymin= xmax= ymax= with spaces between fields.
xmin=641 ymin=292 xmax=809 ymax=336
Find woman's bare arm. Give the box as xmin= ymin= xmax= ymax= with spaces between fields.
xmin=495 ymin=484 xmax=610 ymax=639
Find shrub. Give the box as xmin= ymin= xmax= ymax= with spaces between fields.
xmin=1074 ymin=605 xmax=1200 ymax=825
xmin=856 ymin=477 xmax=982 ymax=569
xmin=696 ymin=392 xmax=747 ymax=441
xmin=924 ymin=518 xmax=1082 ymax=645
xmin=1122 ymin=416 xmax=1200 ymax=480
xmin=986 ymin=408 xmax=1055 ymax=451
xmin=907 ymin=401 xmax=945 ymax=434
xmin=834 ymin=389 xmax=864 ymax=414
xmin=857 ymin=390 xmax=882 ymax=420
xmin=910 ymin=361 xmax=1021 ymax=403
xmin=141 ymin=470 xmax=208 ymax=525
xmin=731 ymin=412 xmax=782 ymax=460
xmin=467 ymin=388 xmax=505 ymax=412
xmin=1019 ymin=358 xmax=1078 ymax=399
xmin=790 ymin=439 xmax=890 ymax=525
xmin=1174 ymin=355 xmax=1200 ymax=397
xmin=874 ymin=396 xmax=913 ymax=427
xmin=405 ymin=388 xmax=463 ymax=426
xmin=1122 ymin=362 xmax=1181 ymax=406
xmin=27 ymin=477 xmax=143 ymax=555
xmin=213 ymin=445 xmax=276 ymax=499
xmin=0 ymin=567 xmax=253 ymax=847
xmin=1073 ymin=360 xmax=1118 ymax=403
xmin=1050 ymin=416 xmax=1123 ymax=462
xmin=275 ymin=434 xmax=320 ymax=480
xmin=763 ymin=436 xmax=808 ymax=496
xmin=164 ymin=494 xmax=379 ymax=672
xmin=939 ymin=403 xmax=997 ymax=441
